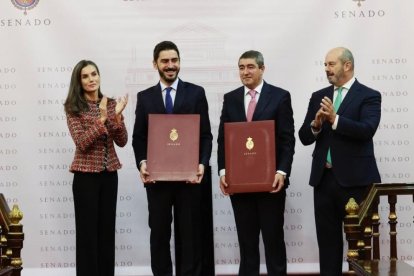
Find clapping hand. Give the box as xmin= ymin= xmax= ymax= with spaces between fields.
xmin=115 ymin=94 xmax=128 ymax=123
xmin=116 ymin=94 xmax=128 ymax=115
xmin=320 ymin=96 xmax=336 ymax=124
xmin=99 ymin=96 xmax=108 ymax=124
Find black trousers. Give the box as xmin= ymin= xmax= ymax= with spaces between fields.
xmin=314 ymin=168 xmax=368 ymax=276
xmin=72 ymin=171 xmax=118 ymax=276
xmin=230 ymin=190 xmax=287 ymax=276
xmin=146 ymin=183 xmax=203 ymax=276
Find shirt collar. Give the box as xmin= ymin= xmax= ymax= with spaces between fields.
xmin=335 ymin=77 xmax=355 ymax=91
xmin=244 ymin=80 xmax=264 ymax=95
xmin=160 ymin=78 xmax=179 ymax=92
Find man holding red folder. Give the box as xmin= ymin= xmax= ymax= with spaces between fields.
xmin=217 ymin=50 xmax=295 ymax=276
xmin=132 ymin=41 xmax=213 ymax=276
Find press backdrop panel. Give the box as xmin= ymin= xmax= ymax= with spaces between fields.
xmin=1 ymin=0 xmax=413 ymax=274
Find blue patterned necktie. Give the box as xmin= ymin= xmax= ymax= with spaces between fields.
xmin=327 ymin=87 xmax=343 ymax=165
xmin=165 ymin=87 xmax=173 ymax=114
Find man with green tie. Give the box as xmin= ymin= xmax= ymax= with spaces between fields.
xmin=298 ymin=47 xmax=381 ymax=276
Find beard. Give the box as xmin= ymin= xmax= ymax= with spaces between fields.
xmin=158 ymin=67 xmax=180 ymax=84
xmin=327 ymin=67 xmax=344 ymax=85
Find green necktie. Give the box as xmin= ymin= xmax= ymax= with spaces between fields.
xmin=326 ymin=87 xmax=343 ymax=165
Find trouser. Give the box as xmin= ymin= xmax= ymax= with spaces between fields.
xmin=230 ymin=190 xmax=287 ymax=276
xmin=73 ymin=170 xmax=118 ymax=276
xmin=314 ymin=168 xmax=368 ymax=276
xmin=146 ymin=183 xmax=203 ymax=276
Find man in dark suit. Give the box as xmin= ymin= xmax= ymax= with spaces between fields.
xmin=217 ymin=50 xmax=295 ymax=276
xmin=299 ymin=47 xmax=381 ymax=276
xmin=132 ymin=41 xmax=213 ymax=276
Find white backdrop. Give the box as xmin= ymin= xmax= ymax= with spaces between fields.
xmin=1 ymin=0 xmax=413 ymax=275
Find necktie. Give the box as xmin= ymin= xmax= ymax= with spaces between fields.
xmin=165 ymin=87 xmax=173 ymax=114
xmin=246 ymin=90 xmax=257 ymax=122
xmin=327 ymin=87 xmax=343 ymax=165
xmin=333 ymin=86 xmax=343 ymax=113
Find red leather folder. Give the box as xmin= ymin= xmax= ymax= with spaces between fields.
xmin=224 ymin=120 xmax=276 ymax=193
xmin=147 ymin=114 xmax=200 ymax=182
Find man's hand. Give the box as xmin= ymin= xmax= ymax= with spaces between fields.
xmin=270 ymin=173 xmax=285 ymax=193
xmin=139 ymin=161 xmax=152 ymax=184
xmin=190 ymin=164 xmax=205 ymax=183
xmin=219 ymin=175 xmax=229 ymax=196
xmin=311 ymin=107 xmax=326 ymax=131
xmin=320 ymin=96 xmax=337 ymax=124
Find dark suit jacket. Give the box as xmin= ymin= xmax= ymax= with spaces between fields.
xmin=132 ymin=79 xmax=213 ymax=168
xmin=217 ymin=81 xmax=295 ymax=184
xmin=298 ymin=79 xmax=381 ymax=188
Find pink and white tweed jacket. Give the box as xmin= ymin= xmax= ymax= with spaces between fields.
xmin=66 ymin=99 xmax=128 ymax=172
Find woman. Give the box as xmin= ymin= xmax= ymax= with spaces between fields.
xmin=64 ymin=60 xmax=128 ymax=276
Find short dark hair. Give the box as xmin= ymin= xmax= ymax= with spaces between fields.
xmin=153 ymin=41 xmax=180 ymax=61
xmin=239 ymin=50 xmax=264 ymax=67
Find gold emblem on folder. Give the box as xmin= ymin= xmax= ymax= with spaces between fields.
xmin=246 ymin=137 xmax=254 ymax=150
xmin=170 ymin=128 xmax=178 ymax=141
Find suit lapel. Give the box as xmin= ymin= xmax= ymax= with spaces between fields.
xmin=173 ymin=79 xmax=185 ymax=113
xmin=234 ymin=87 xmax=247 ymax=121
xmin=151 ymin=83 xmax=167 ymax=113
xmin=337 ymin=80 xmax=359 ymax=114
xmin=253 ymin=82 xmax=272 ymax=121
xmin=327 ymin=86 xmax=334 ymax=100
